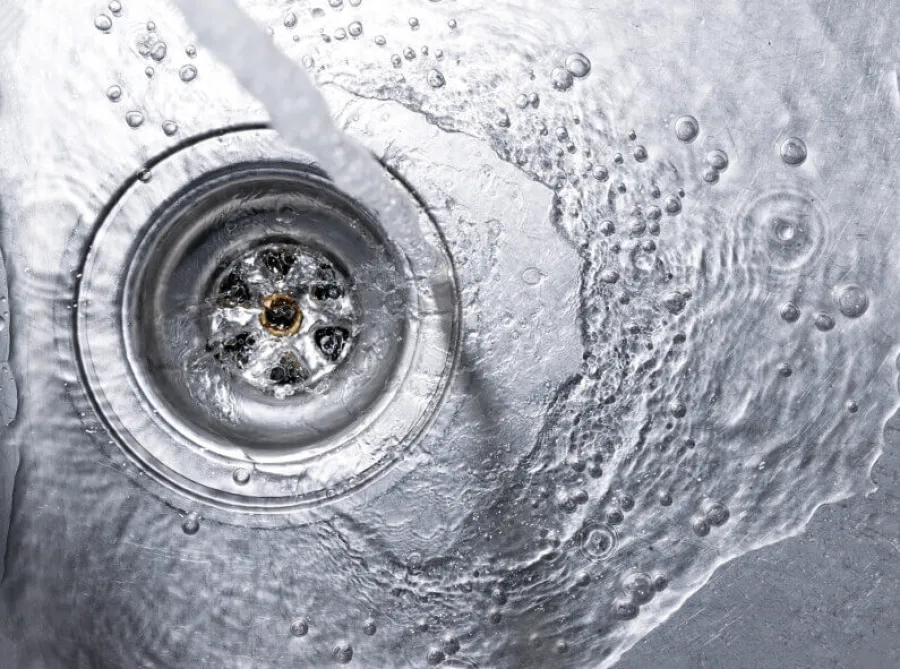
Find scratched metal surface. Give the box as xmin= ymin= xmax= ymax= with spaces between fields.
xmin=0 ymin=0 xmax=899 ymax=668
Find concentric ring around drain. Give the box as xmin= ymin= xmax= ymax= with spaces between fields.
xmin=75 ymin=129 xmax=459 ymax=523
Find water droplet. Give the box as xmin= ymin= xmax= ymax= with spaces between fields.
xmin=780 ymin=301 xmax=801 ymax=322
xmin=528 ymin=92 xmax=540 ymax=107
xmin=599 ymin=269 xmax=619 ymax=284
xmin=846 ymin=400 xmax=859 ymax=413
xmin=780 ymin=137 xmax=808 ymax=166
xmin=179 ymin=65 xmax=198 ymax=82
xmin=706 ymin=149 xmax=729 ymax=171
xmin=302 ymin=54 xmax=315 ymax=69
xmin=334 ymin=28 xmax=347 ymax=40
xmin=488 ymin=608 xmax=502 ymax=623
xmin=181 ymin=513 xmax=200 ymax=535
xmin=599 ymin=220 xmax=615 ymax=235
xmin=363 ymin=619 xmax=377 ymax=635
xmin=551 ymin=67 xmax=574 ymax=91
xmin=137 ymin=169 xmax=152 ymax=183
xmin=403 ymin=46 xmax=416 ymax=60
xmin=555 ymin=640 xmax=570 ymax=654
xmin=427 ymin=69 xmax=446 ymax=88
xmin=448 ymin=18 xmax=458 ymax=29
xmin=162 ymin=120 xmax=178 ymax=136
xmin=145 ymin=66 xmax=154 ymax=78
xmin=409 ymin=17 xmax=420 ymax=29
xmin=515 ymin=94 xmax=529 ymax=110
xmin=778 ymin=362 xmax=793 ymax=377
xmin=349 ymin=0 xmax=361 ymax=6
xmin=125 ymin=111 xmax=145 ymax=128
xmin=232 ymin=467 xmax=250 ymax=485
xmin=374 ymin=35 xmax=386 ymax=45
xmin=633 ymin=145 xmax=648 ymax=162
xmin=94 ymin=14 xmax=113 ymax=32
xmin=564 ymin=52 xmax=591 ymax=77
xmin=613 ymin=598 xmax=639 ymax=620
xmin=332 ymin=641 xmax=353 ymax=663
xmin=835 ymin=284 xmax=869 ymax=318
xmin=329 ymin=0 xmax=344 ymax=7
xmin=579 ymin=523 xmax=617 ymax=560
xmin=150 ymin=41 xmax=167 ymax=61
xmin=146 ymin=21 xmax=156 ymax=31
xmin=658 ymin=491 xmax=673 ymax=506
xmin=106 ymin=85 xmax=122 ymax=102
xmin=186 ymin=44 xmax=197 ymax=58
xmin=496 ymin=110 xmax=511 ymax=128
xmin=668 ymin=399 xmax=687 ymax=417
xmin=814 ymin=313 xmax=835 ymax=332
xmin=108 ymin=1 xmax=122 ymax=16
xmin=348 ymin=21 xmax=363 ymax=37
xmin=290 ymin=618 xmax=309 ymax=637
xmin=674 ymin=115 xmax=700 ymax=142
xmin=391 ymin=54 xmax=402 ymax=68
xmin=284 ymin=11 xmax=298 ymax=28
xmin=427 ymin=648 xmax=445 ymax=665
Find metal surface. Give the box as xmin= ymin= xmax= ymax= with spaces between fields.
xmin=0 ymin=0 xmax=899 ymax=668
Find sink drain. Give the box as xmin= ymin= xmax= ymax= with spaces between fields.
xmin=75 ymin=129 xmax=459 ymax=523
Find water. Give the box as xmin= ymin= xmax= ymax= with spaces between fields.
xmin=0 ymin=1 xmax=898 ymax=668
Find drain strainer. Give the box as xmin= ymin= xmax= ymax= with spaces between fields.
xmin=75 ymin=129 xmax=459 ymax=522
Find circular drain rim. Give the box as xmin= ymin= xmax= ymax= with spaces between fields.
xmin=74 ymin=128 xmax=460 ymax=522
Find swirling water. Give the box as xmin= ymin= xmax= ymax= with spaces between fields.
xmin=0 ymin=0 xmax=899 ymax=668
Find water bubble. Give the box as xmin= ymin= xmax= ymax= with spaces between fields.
xmin=150 ymin=41 xmax=167 ymax=61
xmin=653 ymin=574 xmax=669 ymax=591
xmin=145 ymin=66 xmax=154 ymax=78
xmin=146 ymin=21 xmax=156 ymax=31
xmin=515 ymin=94 xmax=529 ymax=110
xmin=181 ymin=513 xmax=200 ymax=535
xmin=661 ymin=291 xmax=686 ymax=315
xmin=522 ymin=267 xmax=542 ymax=285
xmin=420 ymin=45 xmax=429 ymax=56
xmin=374 ymin=35 xmax=386 ymax=46
xmin=668 ymin=399 xmax=687 ymax=418
xmin=703 ymin=500 xmax=730 ymax=526
xmin=302 ymin=54 xmax=315 ymax=68
xmin=702 ymin=167 xmax=719 ymax=184
xmin=427 ymin=69 xmax=446 ymax=88
xmin=415 ymin=618 xmax=430 ymax=632
xmin=600 ymin=269 xmax=619 ymax=284
xmin=622 ymin=572 xmax=654 ymax=604
xmin=606 ymin=508 xmax=624 ymax=525
xmin=125 ymin=111 xmax=145 ymax=128
xmin=94 ymin=14 xmax=113 ymax=32
xmin=706 ymin=149 xmax=729 ymax=172
xmin=664 ymin=195 xmax=682 ymax=215
xmin=290 ymin=618 xmax=309 ymax=637
xmin=349 ymin=0 xmax=361 ymax=5
xmin=442 ymin=635 xmax=460 ymax=655
xmin=391 ymin=54 xmax=402 ymax=68
xmin=576 ymin=571 xmax=591 ymax=587
xmin=619 ymin=494 xmax=635 ymax=511
xmin=427 ymin=648 xmax=445 ymax=665
xmin=551 ymin=67 xmax=574 ymax=91
xmin=179 ymin=65 xmax=198 ymax=82
xmin=692 ymin=516 xmax=710 ymax=536
xmin=564 ymin=52 xmax=591 ymax=77
xmin=409 ymin=17 xmax=420 ymax=29
xmin=488 ymin=608 xmax=502 ymax=623
xmin=778 ymin=362 xmax=793 ymax=377
xmin=846 ymin=400 xmax=859 ymax=413
xmin=348 ymin=21 xmax=363 ymax=37
xmin=814 ymin=313 xmax=835 ymax=332
xmin=780 ymin=301 xmax=801 ymax=323
xmin=633 ymin=145 xmax=648 ymax=162
xmin=448 ymin=18 xmax=458 ymax=29
xmin=108 ymin=1 xmax=122 ymax=16
xmin=579 ymin=523 xmax=617 ymax=560
xmin=598 ymin=220 xmax=615 ymax=235
xmin=592 ymin=165 xmax=609 ymax=182
xmin=137 ymin=169 xmax=152 ymax=183
xmin=490 ymin=587 xmax=508 ymax=605
xmin=334 ymin=28 xmax=347 ymax=40
xmin=555 ymin=640 xmax=570 ymax=654
xmin=555 ymin=126 xmax=569 ymax=141
xmin=284 ymin=11 xmax=298 ymax=28
xmin=658 ymin=491 xmax=673 ymax=506
xmin=780 ymin=137 xmax=808 ymax=166
xmin=674 ymin=115 xmax=700 ymax=142
xmin=161 ymin=120 xmax=179 ymax=136
xmin=496 ymin=110 xmax=511 ymax=128
xmin=186 ymin=44 xmax=197 ymax=58
xmin=835 ymin=284 xmax=869 ymax=318
xmin=329 ymin=0 xmax=343 ymax=7
xmin=435 ymin=49 xmax=444 ymax=59
xmin=403 ymin=46 xmax=416 ymax=60
xmin=613 ymin=598 xmax=639 ymax=620
xmin=363 ymin=619 xmax=377 ymax=635
xmin=332 ymin=641 xmax=353 ymax=663
xmin=106 ymin=85 xmax=122 ymax=102
xmin=232 ymin=467 xmax=250 ymax=485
